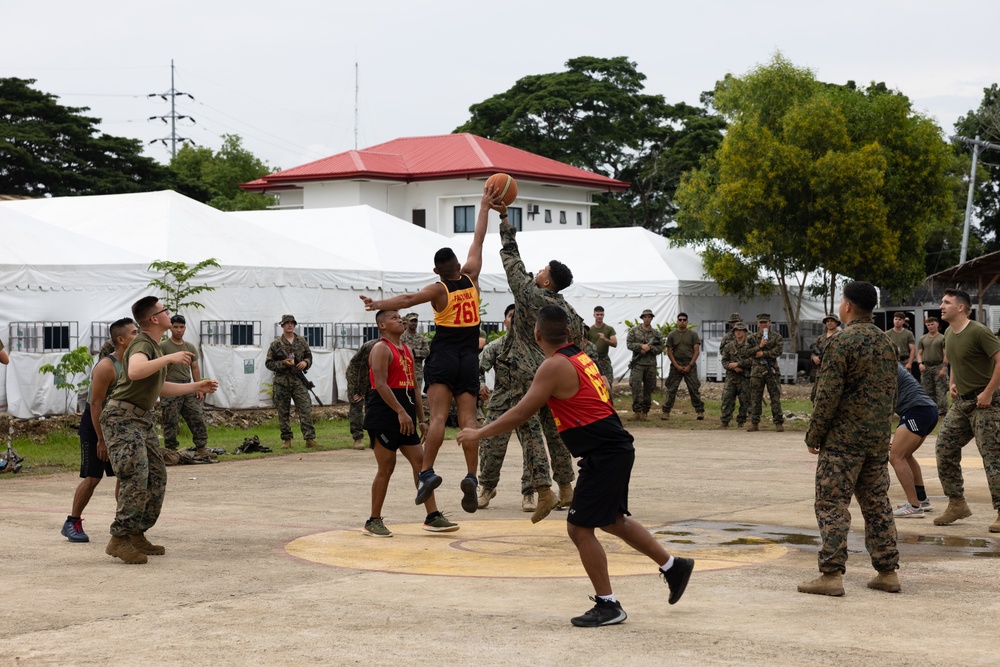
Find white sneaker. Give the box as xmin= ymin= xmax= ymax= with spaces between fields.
xmin=896 ymin=500 xmax=932 ymax=512
xmin=893 ymin=503 xmax=925 ymax=518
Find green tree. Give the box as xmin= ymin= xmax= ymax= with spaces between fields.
xmin=0 ymin=77 xmax=174 ymax=197
xmin=39 ymin=347 xmax=95 ymax=414
xmin=955 ymin=84 xmax=1000 ymax=253
xmin=147 ymin=258 xmax=221 ymax=314
xmin=676 ymin=55 xmax=956 ymax=349
xmin=455 ymin=56 xmax=724 ymax=233
xmin=170 ymin=134 xmax=276 ymax=211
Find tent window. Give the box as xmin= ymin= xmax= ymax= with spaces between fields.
xmin=576 ymin=211 xmax=583 ymax=225
xmin=90 ymin=322 xmax=112 ymax=354
xmin=7 ymin=322 xmax=77 ymax=353
xmin=273 ymin=322 xmax=332 ymax=349
xmin=335 ymin=323 xmax=381 ymax=349
xmin=200 ymin=321 xmax=262 ymax=346
xmin=231 ymin=324 xmax=255 ymax=346
xmin=454 ymin=205 xmax=475 ymax=233
xmin=508 ymin=207 xmax=522 ymax=231
xmin=544 ymin=209 xmax=552 ymax=223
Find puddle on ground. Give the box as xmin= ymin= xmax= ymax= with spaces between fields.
xmin=721 ymin=527 xmax=751 ymax=532
xmin=668 ymin=539 xmax=695 ymax=544
xmin=765 ymin=532 xmax=820 ymax=546
xmin=900 ymin=535 xmax=993 ymax=549
xmin=654 ymin=530 xmax=694 ymax=536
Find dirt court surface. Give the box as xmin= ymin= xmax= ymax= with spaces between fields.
xmin=2 ymin=427 xmax=998 ymax=666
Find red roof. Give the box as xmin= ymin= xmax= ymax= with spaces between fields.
xmin=242 ymin=134 xmax=629 ymax=192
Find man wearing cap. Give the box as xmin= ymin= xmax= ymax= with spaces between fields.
xmin=886 ymin=312 xmax=916 ymax=372
xmin=720 ymin=322 xmax=753 ymax=427
xmin=626 ymin=309 xmax=663 ymax=421
xmin=400 ymin=313 xmax=430 ymax=392
xmin=586 ymin=306 xmax=617 ymax=381
xmin=265 ymin=315 xmax=318 ymax=449
xmin=159 ymin=315 xmax=213 ymax=458
xmin=661 ymin=313 xmax=704 ymax=421
xmin=719 ymin=312 xmax=743 ymax=350
xmin=917 ymin=316 xmax=949 ymax=417
xmin=747 ymin=313 xmax=784 ymax=432
xmin=810 ymin=314 xmax=841 ymax=403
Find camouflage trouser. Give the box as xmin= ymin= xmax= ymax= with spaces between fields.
xmin=349 ymin=396 xmax=365 ymax=441
xmin=750 ymin=372 xmax=783 ymax=424
xmin=594 ymin=355 xmax=613 ymax=383
xmin=498 ymin=376 xmax=575 ymax=490
xmin=101 ymin=404 xmax=167 ymax=537
xmin=630 ymin=364 xmax=657 ymax=414
xmin=935 ymin=391 xmax=1000 ymax=508
xmin=479 ymin=408 xmax=541 ymax=494
xmin=273 ymin=380 xmax=316 ymax=440
xmin=661 ymin=362 xmax=705 ymax=414
xmin=538 ymin=404 xmax=574 ymax=486
xmin=720 ymin=372 xmax=749 ymax=424
xmin=815 ymin=444 xmax=898 ymax=574
xmin=921 ymin=363 xmax=950 ymax=416
xmin=160 ymin=392 xmax=208 ymax=449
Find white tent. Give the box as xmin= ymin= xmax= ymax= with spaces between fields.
xmin=0 ymin=191 xmax=826 ymax=415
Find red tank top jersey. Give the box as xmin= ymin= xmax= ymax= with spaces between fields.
xmin=546 ymin=344 xmax=615 ymax=431
xmin=368 ymin=339 xmax=415 ymax=390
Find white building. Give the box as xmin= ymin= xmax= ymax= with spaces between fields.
xmin=241 ymin=133 xmax=629 ymax=238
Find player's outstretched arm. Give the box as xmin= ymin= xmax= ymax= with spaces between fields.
xmin=360 ymin=283 xmax=443 ymax=312
xmin=462 ymin=184 xmax=500 ymax=284
xmin=457 ymin=358 xmax=560 ymax=446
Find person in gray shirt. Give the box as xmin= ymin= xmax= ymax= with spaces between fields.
xmin=889 ymin=364 xmax=939 ymax=518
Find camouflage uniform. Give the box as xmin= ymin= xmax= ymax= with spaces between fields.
xmin=159 ymin=338 xmax=208 ymax=450
xmin=265 ymin=334 xmax=316 ymax=441
xmin=720 ymin=335 xmax=754 ymax=425
xmin=626 ymin=325 xmax=662 ymax=414
xmin=478 ymin=333 xmax=550 ymax=493
xmin=346 ymin=339 xmax=379 ymax=442
xmin=809 ymin=331 xmax=840 ymax=403
xmin=103 ymin=403 xmax=167 ymax=537
xmin=805 ymin=316 xmax=898 ymax=575
xmin=748 ymin=329 xmax=784 ymax=425
xmin=400 ymin=329 xmax=430 ymax=390
xmin=499 ymin=220 xmax=580 ymax=487
xmin=662 ymin=328 xmax=704 ymax=416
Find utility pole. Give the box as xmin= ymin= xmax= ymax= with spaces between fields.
xmin=354 ymin=60 xmax=359 ymax=151
xmin=952 ymin=134 xmax=1000 ymax=264
xmin=148 ymin=59 xmax=195 ymax=158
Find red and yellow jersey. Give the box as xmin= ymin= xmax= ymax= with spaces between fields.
xmin=432 ymin=274 xmax=481 ymax=349
xmin=368 ymin=339 xmax=415 ymax=390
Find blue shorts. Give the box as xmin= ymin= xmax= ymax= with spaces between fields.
xmin=898 ymin=404 xmax=939 ymax=438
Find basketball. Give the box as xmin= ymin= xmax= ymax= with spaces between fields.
xmin=486 ymin=173 xmax=518 ymax=206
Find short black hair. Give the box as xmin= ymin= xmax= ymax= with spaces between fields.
xmin=943 ymin=288 xmax=972 ymax=312
xmin=504 ymin=303 xmax=515 ymax=318
xmin=170 ymin=314 xmax=186 ymax=324
xmin=536 ymin=305 xmax=569 ymax=344
xmin=548 ymin=260 xmax=573 ymax=292
xmin=842 ymin=281 xmax=878 ymax=314
xmin=677 ymin=312 xmax=688 ymax=319
xmin=132 ymin=296 xmax=160 ymax=322
xmin=594 ymin=306 xmax=605 ymax=313
xmin=375 ymin=309 xmax=395 ymax=325
xmin=109 ymin=317 xmax=137 ymax=343
xmin=434 ymin=247 xmax=458 ymax=271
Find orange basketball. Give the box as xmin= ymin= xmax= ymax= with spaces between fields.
xmin=486 ymin=173 xmax=518 ymax=206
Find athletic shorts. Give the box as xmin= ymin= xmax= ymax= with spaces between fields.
xmin=80 ymin=435 xmax=115 ymax=479
xmin=898 ymin=404 xmax=939 ymax=438
xmin=567 ymin=445 xmax=634 ymax=528
xmin=422 ymin=347 xmax=479 ymax=396
xmin=367 ymin=429 xmax=421 ymax=452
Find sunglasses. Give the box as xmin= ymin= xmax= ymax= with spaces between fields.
xmin=151 ymin=307 xmax=169 ymax=318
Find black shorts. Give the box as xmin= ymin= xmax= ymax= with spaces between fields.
xmin=367 ymin=429 xmax=421 ymax=452
xmin=79 ymin=404 xmax=115 ymax=479
xmin=422 ymin=347 xmax=479 ymax=396
xmin=898 ymin=404 xmax=939 ymax=438
xmin=567 ymin=445 xmax=634 ymax=528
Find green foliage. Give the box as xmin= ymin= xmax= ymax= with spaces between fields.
xmin=456 ymin=56 xmax=725 ymax=234
xmin=147 ymin=258 xmax=221 ymax=312
xmin=170 ymin=134 xmax=276 ymax=211
xmin=955 ymin=84 xmax=1000 ymax=253
xmin=38 ymin=347 xmax=95 ymax=414
xmin=0 ymin=77 xmax=174 ymax=197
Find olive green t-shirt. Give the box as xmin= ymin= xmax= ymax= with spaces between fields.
xmin=586 ymin=324 xmax=617 ymax=356
xmin=885 ymin=329 xmax=915 ymax=358
xmin=918 ymin=333 xmax=946 ymax=365
xmin=944 ymin=321 xmax=1000 ymax=397
xmin=108 ymin=332 xmax=166 ymax=411
xmin=160 ymin=338 xmax=198 ymax=383
xmin=666 ymin=328 xmax=701 ymax=362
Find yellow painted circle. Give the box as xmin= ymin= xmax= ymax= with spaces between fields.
xmin=286 ymin=520 xmax=790 ymax=577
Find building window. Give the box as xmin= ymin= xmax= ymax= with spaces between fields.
xmin=335 ymin=323 xmax=381 ymax=349
xmin=559 ymin=211 xmax=567 ymax=224
xmin=508 ymin=206 xmax=523 ymax=231
xmin=8 ymin=321 xmax=78 ymax=353
xmin=544 ymin=209 xmax=552 ymax=223
xmin=576 ymin=211 xmax=583 ymax=225
xmin=231 ymin=324 xmax=256 ymax=346
xmin=454 ymin=205 xmax=475 ymax=233
xmin=412 ymin=209 xmax=426 ymax=228
xmin=90 ymin=322 xmax=111 ymax=354
xmin=272 ymin=322 xmax=333 ymax=349
xmin=200 ymin=321 xmax=262 ymax=346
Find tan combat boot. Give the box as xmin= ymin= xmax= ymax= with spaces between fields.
xmin=797 ymin=572 xmax=844 ymax=596
xmin=746 ymin=423 xmax=759 ymax=432
xmin=867 ymin=571 xmax=901 ymax=593
xmin=990 ymin=511 xmax=1000 ymax=533
xmin=933 ymin=497 xmax=972 ymax=525
xmin=660 ymin=412 xmax=670 ymax=421
xmin=352 ymin=438 xmax=366 ymax=450
xmin=130 ymin=533 xmax=166 ymax=555
xmin=305 ymin=439 xmax=320 ymax=448
xmin=531 ymin=486 xmax=559 ymax=524
xmin=106 ymin=535 xmax=148 ymax=564
xmin=521 ymin=492 xmax=537 ymax=512
xmin=775 ymin=423 xmax=784 ymax=432
xmin=720 ymin=421 xmax=730 ymax=428
xmin=556 ymin=482 xmax=574 ymax=510
xmin=281 ymin=439 xmax=292 ymax=449
xmin=477 ymin=486 xmax=497 ymax=509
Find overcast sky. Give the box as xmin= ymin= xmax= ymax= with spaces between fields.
xmin=4 ymin=1 xmax=998 ymax=172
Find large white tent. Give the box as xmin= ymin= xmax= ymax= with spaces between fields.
xmin=0 ymin=191 xmax=825 ymax=416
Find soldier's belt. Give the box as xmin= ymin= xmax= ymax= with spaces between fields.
xmin=959 ymin=388 xmax=1000 ymax=401
xmin=106 ymin=399 xmax=149 ymax=417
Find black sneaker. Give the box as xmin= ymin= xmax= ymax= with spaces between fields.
xmin=662 ymin=557 xmax=694 ymax=604
xmin=460 ymin=475 xmax=478 ymax=514
xmin=61 ymin=516 xmax=89 ymax=543
xmin=415 ymin=471 xmax=443 ymax=505
xmin=570 ymin=596 xmax=627 ymax=627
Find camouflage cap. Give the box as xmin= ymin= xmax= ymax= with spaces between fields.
xmin=640 ymin=309 xmax=654 ymax=318
xmin=728 ymin=312 xmax=741 ymax=322
xmin=733 ymin=321 xmax=748 ymax=331
xmin=280 ymin=314 xmax=297 ymax=325
xmin=822 ymin=313 xmax=840 ymax=324
xmin=403 ymin=312 xmax=419 ymax=322
xmin=756 ymin=313 xmax=771 ymax=322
